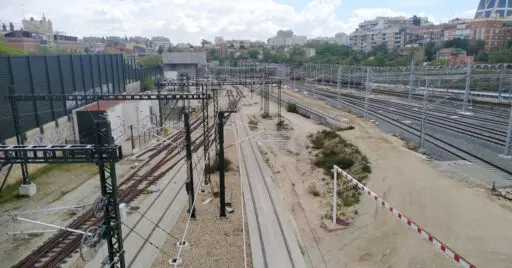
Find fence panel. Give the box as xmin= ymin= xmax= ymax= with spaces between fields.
xmin=0 ymin=54 xmax=162 ymax=141
xmin=46 ymin=55 xmax=66 ymax=119
xmin=0 ymin=57 xmax=13 ymax=141
xmin=30 ymin=56 xmax=53 ymax=125
xmin=11 ymin=57 xmax=37 ymax=134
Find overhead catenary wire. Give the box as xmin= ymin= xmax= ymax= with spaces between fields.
xmin=125 ymin=204 xmax=181 ymax=241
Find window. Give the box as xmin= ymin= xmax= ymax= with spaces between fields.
xmin=498 ymin=0 xmax=507 ymax=8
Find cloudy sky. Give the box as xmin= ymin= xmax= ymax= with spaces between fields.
xmin=1 ymin=0 xmax=478 ymax=44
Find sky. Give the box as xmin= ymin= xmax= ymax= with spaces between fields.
xmin=0 ymin=0 xmax=479 ymax=44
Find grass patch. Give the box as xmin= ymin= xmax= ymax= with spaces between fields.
xmin=308 ymin=130 xmax=372 ymax=208
xmin=0 ymin=163 xmax=96 ymax=205
xmin=204 ymin=157 xmax=232 ymax=174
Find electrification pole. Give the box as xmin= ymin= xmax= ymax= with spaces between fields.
xmin=504 ymin=106 xmax=512 ymax=156
xmin=462 ymin=60 xmax=472 ymax=113
xmin=218 ymin=112 xmax=226 ymax=217
xmin=419 ymin=80 xmax=430 ymax=149
xmin=183 ymin=112 xmax=196 ymax=219
xmin=364 ymin=68 xmax=371 ymax=120
xmin=408 ymin=60 xmax=415 ymax=100
xmin=498 ymin=67 xmax=504 ymax=103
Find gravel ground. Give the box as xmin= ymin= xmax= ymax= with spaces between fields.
xmin=280 ymin=87 xmax=512 ymax=267
xmin=153 ymin=123 xmax=252 ymax=268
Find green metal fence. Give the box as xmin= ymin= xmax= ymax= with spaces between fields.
xmin=0 ymin=54 xmax=161 ymax=142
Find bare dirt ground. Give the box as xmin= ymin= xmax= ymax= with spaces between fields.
xmin=240 ymin=90 xmax=512 ymax=268
xmin=153 ymin=124 xmax=252 ymax=268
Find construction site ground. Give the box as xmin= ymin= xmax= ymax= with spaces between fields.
xmin=153 ymin=122 xmax=252 ymax=268
xmin=260 ymin=88 xmax=512 ymax=268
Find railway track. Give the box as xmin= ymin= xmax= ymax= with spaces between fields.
xmin=13 ymin=116 xmax=215 ymax=268
xmin=299 ymin=85 xmax=508 ymax=146
xmin=234 ymin=112 xmax=306 ymax=268
xmin=291 ymin=81 xmax=511 ymax=119
xmin=286 ymin=84 xmax=512 ymax=182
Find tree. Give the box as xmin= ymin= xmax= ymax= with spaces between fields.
xmin=139 ymin=54 xmax=162 ymax=67
xmin=467 ymin=40 xmax=485 ymax=56
xmin=247 ymin=49 xmax=259 ymax=60
xmin=157 ymin=46 xmax=164 ymax=54
xmin=475 ymin=50 xmax=489 ymax=62
xmin=0 ymin=39 xmax=25 ymax=56
xmin=489 ymin=49 xmax=512 ymax=63
xmin=444 ymin=38 xmax=469 ymax=51
xmin=84 ymin=47 xmax=91 ymax=54
xmin=424 ymin=42 xmax=438 ymax=61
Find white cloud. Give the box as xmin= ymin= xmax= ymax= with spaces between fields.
xmin=460 ymin=9 xmax=477 ymax=19
xmin=0 ymin=0 xmax=442 ymax=44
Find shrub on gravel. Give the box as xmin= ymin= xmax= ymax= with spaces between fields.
xmin=205 ymin=158 xmax=232 ymax=174
xmin=308 ymin=130 xmax=372 ymax=208
xmin=286 ymin=103 xmax=298 ymax=113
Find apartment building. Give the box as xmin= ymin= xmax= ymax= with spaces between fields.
xmin=409 ymin=18 xmax=512 ymax=51
xmin=350 ymin=16 xmax=430 ymax=52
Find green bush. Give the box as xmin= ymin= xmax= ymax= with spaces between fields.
xmin=286 ymin=103 xmax=298 ymax=113
xmin=308 ymin=129 xmax=372 ymax=208
xmin=204 ymin=158 xmax=232 ymax=174
xmin=362 ymin=164 xmax=372 ymax=174
xmin=141 ymin=76 xmax=153 ymax=92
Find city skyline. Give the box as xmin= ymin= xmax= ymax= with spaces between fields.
xmin=0 ymin=0 xmax=478 ymax=44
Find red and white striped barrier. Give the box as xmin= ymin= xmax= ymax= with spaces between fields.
xmin=333 ymin=165 xmax=476 ymax=268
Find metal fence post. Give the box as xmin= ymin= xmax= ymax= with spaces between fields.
xmin=89 ymin=54 xmax=97 ymax=93
xmin=97 ymin=55 xmax=103 ymax=94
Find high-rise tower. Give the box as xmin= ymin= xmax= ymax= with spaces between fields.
xmin=475 ymin=0 xmax=512 ymax=19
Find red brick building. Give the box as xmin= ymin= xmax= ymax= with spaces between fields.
xmin=409 ymin=18 xmax=512 ymax=51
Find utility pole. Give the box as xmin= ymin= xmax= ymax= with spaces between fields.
xmin=183 ymin=112 xmax=196 ymax=219
xmin=462 ymin=60 xmax=472 ymax=113
xmin=218 ymin=112 xmax=226 ymax=217
xmin=419 ymin=80 xmax=430 ymax=149
xmin=408 ymin=60 xmax=415 ymax=100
